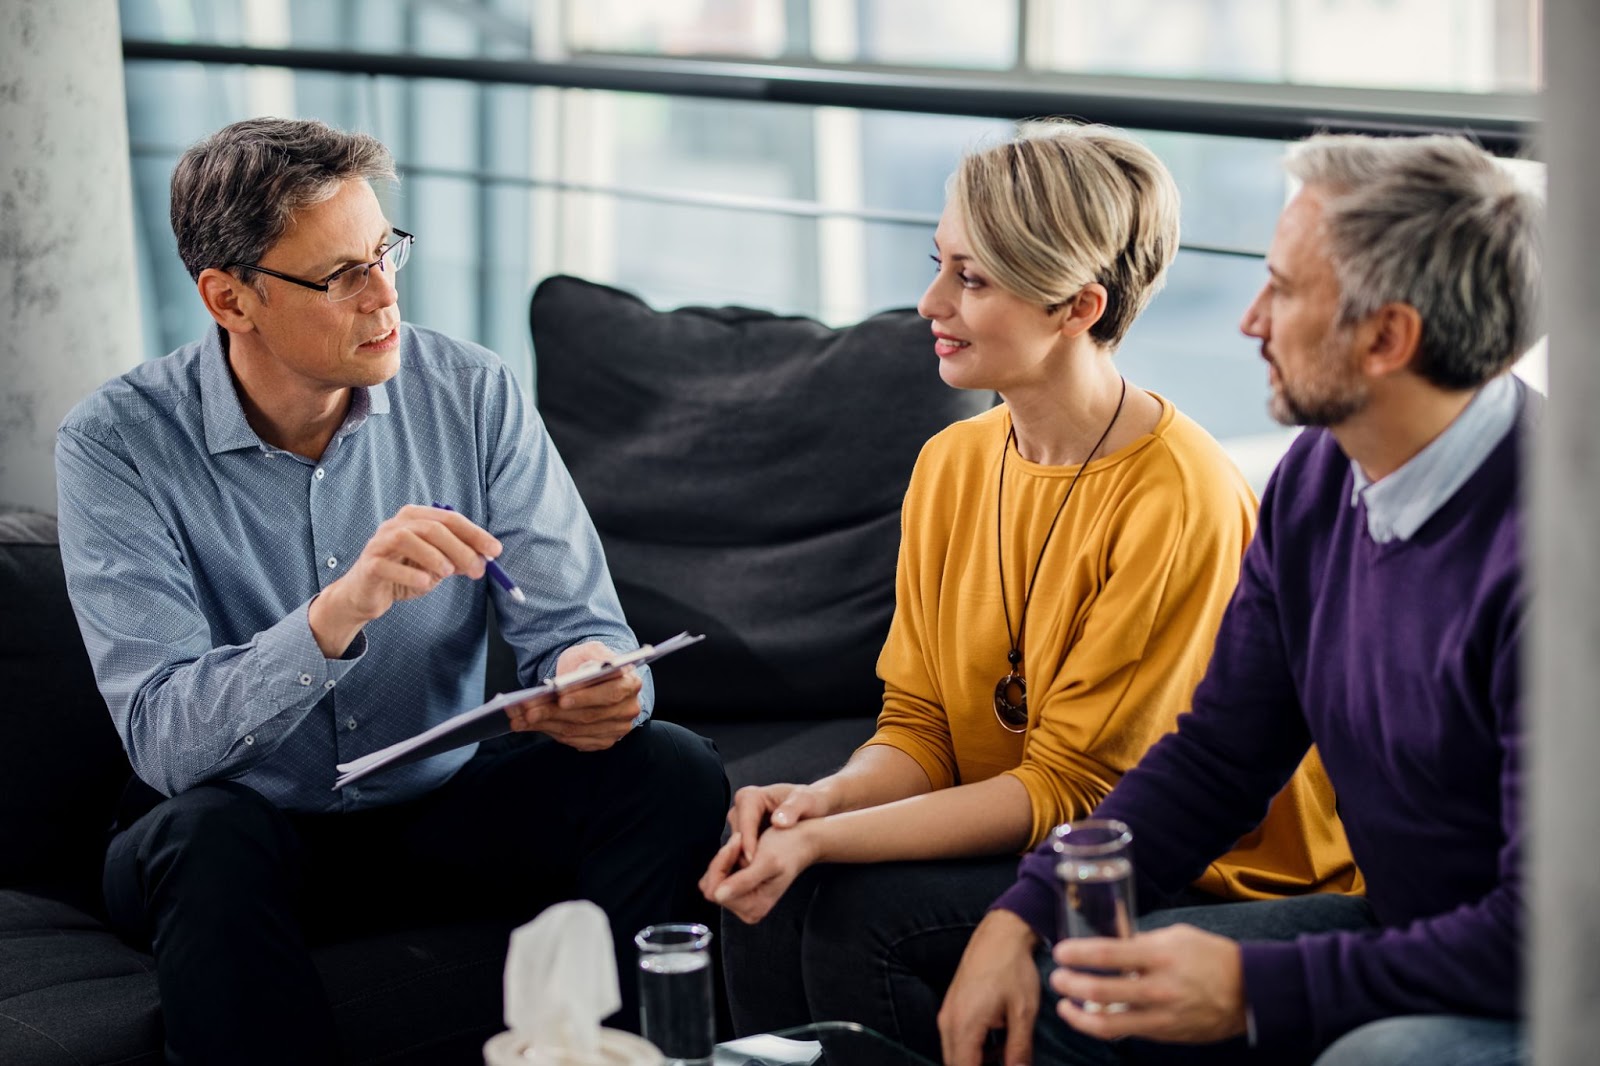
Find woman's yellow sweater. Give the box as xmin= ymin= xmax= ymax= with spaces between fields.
xmin=867 ymin=399 xmax=1361 ymax=899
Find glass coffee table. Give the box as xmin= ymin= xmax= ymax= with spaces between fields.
xmin=714 ymin=1021 xmax=937 ymax=1066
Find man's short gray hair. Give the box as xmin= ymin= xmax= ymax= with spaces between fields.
xmin=1285 ymin=133 xmax=1543 ymax=390
xmin=170 ymin=117 xmax=397 ymax=285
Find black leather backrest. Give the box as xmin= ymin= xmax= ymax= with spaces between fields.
xmin=0 ymin=511 xmax=131 ymax=891
xmin=530 ymin=275 xmax=994 ymax=722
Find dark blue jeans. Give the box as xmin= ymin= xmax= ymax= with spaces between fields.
xmin=1313 ymin=1016 xmax=1524 ymax=1065
xmin=722 ymin=856 xmax=1022 ymax=1063
xmin=1032 ymin=894 xmax=1523 ymax=1066
xmin=103 ymin=721 xmax=728 ymax=1066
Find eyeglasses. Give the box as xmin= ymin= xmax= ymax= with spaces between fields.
xmin=228 ymin=228 xmax=414 ymax=303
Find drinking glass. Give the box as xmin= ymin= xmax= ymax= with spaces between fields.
xmin=635 ymin=923 xmax=714 ymax=1065
xmin=1052 ymin=818 xmax=1136 ymax=1013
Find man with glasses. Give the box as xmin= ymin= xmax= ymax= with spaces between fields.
xmin=54 ymin=118 xmax=727 ymax=1065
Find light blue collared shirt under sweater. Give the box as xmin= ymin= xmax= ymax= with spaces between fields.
xmin=1349 ymin=372 xmax=1522 ymax=543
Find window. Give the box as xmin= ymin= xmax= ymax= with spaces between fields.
xmin=1030 ymin=0 xmax=1539 ymax=92
xmin=121 ymin=0 xmax=1542 ymax=465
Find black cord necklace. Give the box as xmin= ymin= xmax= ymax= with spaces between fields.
xmin=993 ymin=376 xmax=1128 ymax=732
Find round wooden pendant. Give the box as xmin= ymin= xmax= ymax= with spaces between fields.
xmin=994 ymin=670 xmax=1028 ymax=732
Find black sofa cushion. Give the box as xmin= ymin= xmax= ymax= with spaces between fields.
xmin=530 ymin=275 xmax=993 ymax=723
xmin=0 ymin=512 xmax=130 ymax=900
xmin=0 ymin=887 xmax=511 ymax=1066
xmin=0 ymin=890 xmax=161 ymax=1066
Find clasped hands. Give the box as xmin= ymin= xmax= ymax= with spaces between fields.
xmin=698 ymin=783 xmax=831 ymax=923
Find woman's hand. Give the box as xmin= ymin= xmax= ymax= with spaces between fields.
xmin=700 ymin=821 xmax=823 ymax=924
xmin=725 ymin=782 xmax=834 ymax=862
xmin=696 ymin=780 xmax=837 ymax=916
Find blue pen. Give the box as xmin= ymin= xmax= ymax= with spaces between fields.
xmin=431 ymin=503 xmax=526 ymax=604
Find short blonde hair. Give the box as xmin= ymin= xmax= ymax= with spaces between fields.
xmin=952 ymin=122 xmax=1180 ymax=348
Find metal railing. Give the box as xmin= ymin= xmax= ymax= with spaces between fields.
xmin=126 ymin=139 xmax=1270 ymax=261
xmin=121 ymin=40 xmax=1537 ymax=155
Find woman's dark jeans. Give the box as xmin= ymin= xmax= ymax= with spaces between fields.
xmin=723 ymin=855 xmax=1021 ymax=1062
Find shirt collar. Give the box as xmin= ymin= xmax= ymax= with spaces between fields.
xmin=332 ymin=380 xmax=390 ymax=444
xmin=199 ymin=327 xmax=260 ymax=454
xmin=200 ymin=325 xmax=391 ymax=455
xmin=1349 ymin=372 xmax=1520 ymax=543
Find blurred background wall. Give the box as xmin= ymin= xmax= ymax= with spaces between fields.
xmin=0 ymin=0 xmax=141 ymax=511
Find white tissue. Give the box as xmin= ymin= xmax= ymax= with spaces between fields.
xmin=504 ymin=901 xmax=622 ymax=1059
xmin=489 ymin=901 xmax=663 ymax=1065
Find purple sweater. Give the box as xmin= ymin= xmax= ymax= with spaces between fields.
xmin=995 ymin=406 xmax=1528 ymax=1055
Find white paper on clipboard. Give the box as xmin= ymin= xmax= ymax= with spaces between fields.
xmin=332 ymin=632 xmax=704 ymax=790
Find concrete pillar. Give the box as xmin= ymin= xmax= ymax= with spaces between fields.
xmin=0 ymin=0 xmax=142 ymax=512
xmin=1532 ymin=0 xmax=1600 ymax=1060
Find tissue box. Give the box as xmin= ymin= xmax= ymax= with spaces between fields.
xmin=483 ymin=1028 xmax=663 ymax=1065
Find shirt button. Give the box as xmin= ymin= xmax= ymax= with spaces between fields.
xmin=314 ymin=467 xmax=326 ymax=480
xmin=349 ymin=788 xmax=361 ymax=800
xmin=346 ymin=717 xmax=358 ymax=730
xmin=299 ymin=673 xmax=313 ymax=686
xmin=326 ymin=556 xmax=338 ymax=569
xmin=243 ymin=734 xmax=255 ymax=745
xmin=324 ymin=679 xmax=336 ymax=690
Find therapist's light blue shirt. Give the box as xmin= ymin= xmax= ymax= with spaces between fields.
xmin=56 ymin=323 xmax=648 ymax=813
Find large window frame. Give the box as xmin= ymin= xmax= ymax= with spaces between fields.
xmin=122 ymin=38 xmax=1536 ymax=153
xmin=120 ymin=8 xmax=1542 ymax=474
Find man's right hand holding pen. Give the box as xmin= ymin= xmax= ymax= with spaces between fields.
xmin=305 ymin=503 xmax=641 ymax=751
xmin=307 ymin=503 xmax=502 ymax=657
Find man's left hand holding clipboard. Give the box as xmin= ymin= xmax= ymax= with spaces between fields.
xmin=507 ymin=640 xmax=645 ymax=752
xmin=332 ymin=634 xmax=705 ymax=790
xmin=428 ymin=502 xmax=641 ymax=752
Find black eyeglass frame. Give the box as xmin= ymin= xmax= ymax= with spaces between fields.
xmin=225 ymin=228 xmax=414 ymax=301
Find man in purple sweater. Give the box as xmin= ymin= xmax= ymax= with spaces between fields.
xmin=937 ymin=133 xmax=1542 ymax=1066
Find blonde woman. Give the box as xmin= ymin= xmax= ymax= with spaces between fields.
xmin=701 ymin=124 xmax=1363 ymax=1059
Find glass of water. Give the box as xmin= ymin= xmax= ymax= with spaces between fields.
xmin=635 ymin=923 xmax=714 ymax=1065
xmin=1052 ymin=818 xmax=1136 ymax=1013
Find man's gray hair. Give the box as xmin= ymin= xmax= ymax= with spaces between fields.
xmin=1286 ymin=133 xmax=1543 ymax=390
xmin=170 ymin=117 xmax=397 ymax=284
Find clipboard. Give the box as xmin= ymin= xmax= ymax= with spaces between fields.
xmin=332 ymin=632 xmax=704 ymax=789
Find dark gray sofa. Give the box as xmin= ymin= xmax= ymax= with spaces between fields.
xmin=0 ymin=278 xmax=988 ymax=1064
xmin=527 ymin=275 xmax=991 ymax=784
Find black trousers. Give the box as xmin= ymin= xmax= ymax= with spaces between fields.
xmin=722 ymin=856 xmax=1021 ymax=1063
xmin=103 ymin=721 xmax=729 ymax=1066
